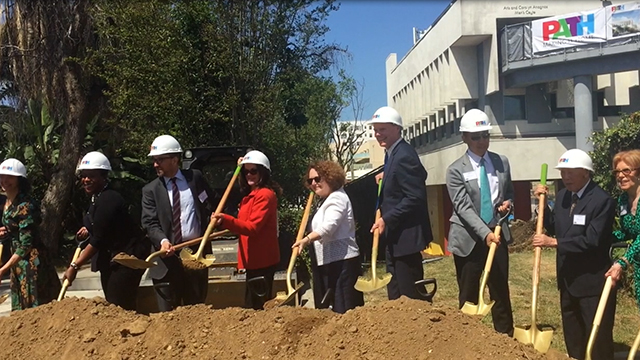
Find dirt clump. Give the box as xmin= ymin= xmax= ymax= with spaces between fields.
xmin=0 ymin=296 xmax=568 ymax=359
xmin=509 ymin=219 xmax=537 ymax=253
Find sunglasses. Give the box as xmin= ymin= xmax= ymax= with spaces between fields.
xmin=612 ymin=168 xmax=638 ymax=176
xmin=306 ymin=176 xmax=322 ymax=186
xmin=470 ymin=132 xmax=490 ymax=141
xmin=242 ymin=168 xmax=259 ymax=176
xmin=152 ymin=156 xmax=172 ymax=164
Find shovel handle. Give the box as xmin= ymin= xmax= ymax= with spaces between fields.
xmin=628 ymin=327 xmax=640 ymax=360
xmin=146 ymin=230 xmax=230 ymax=262
xmin=0 ymin=243 xmax=3 ymax=266
xmin=194 ymin=166 xmax=241 ymax=258
xmin=286 ymin=192 xmax=314 ymax=293
xmin=586 ymin=276 xmax=613 ymax=360
xmin=530 ymin=164 xmax=548 ymax=327
xmin=58 ymin=246 xmax=83 ymax=301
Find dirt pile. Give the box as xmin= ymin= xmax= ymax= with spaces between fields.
xmin=0 ymin=296 xmax=568 ymax=360
xmin=509 ymin=219 xmax=537 ymax=253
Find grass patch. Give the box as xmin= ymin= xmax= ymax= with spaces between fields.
xmin=364 ymin=250 xmax=640 ymax=353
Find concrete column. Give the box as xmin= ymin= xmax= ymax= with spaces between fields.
xmin=574 ymin=75 xmax=594 ymax=152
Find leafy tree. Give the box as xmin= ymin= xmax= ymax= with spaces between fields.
xmin=591 ymin=111 xmax=640 ymax=196
xmin=0 ymin=1 xmax=105 ymax=252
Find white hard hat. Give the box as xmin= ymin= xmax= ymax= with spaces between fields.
xmin=0 ymin=158 xmax=27 ymax=178
xmin=369 ymin=106 xmax=403 ymax=128
xmin=148 ymin=135 xmax=183 ymax=157
xmin=555 ymin=149 xmax=593 ymax=172
xmin=77 ymin=151 xmax=112 ymax=171
xmin=459 ymin=109 xmax=492 ymax=133
xmin=241 ymin=150 xmax=271 ymax=171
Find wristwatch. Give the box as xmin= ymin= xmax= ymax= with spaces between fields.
xmin=70 ymin=262 xmax=80 ymax=270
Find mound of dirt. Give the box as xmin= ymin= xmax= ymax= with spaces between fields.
xmin=509 ymin=219 xmax=537 ymax=253
xmin=0 ymin=296 xmax=568 ymax=360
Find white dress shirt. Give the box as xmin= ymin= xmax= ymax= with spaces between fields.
xmin=311 ymin=188 xmax=360 ymax=266
xmin=163 ymin=170 xmax=199 ymax=242
xmin=466 ymin=150 xmax=499 ymax=207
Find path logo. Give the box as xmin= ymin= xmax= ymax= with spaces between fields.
xmin=475 ymin=120 xmax=488 ymax=126
xmin=611 ymin=5 xmax=625 ymax=12
xmin=82 ymin=160 xmax=90 ymax=165
xmin=542 ymin=13 xmax=595 ymax=41
xmin=1 ymin=165 xmax=12 ymax=170
xmin=558 ymin=158 xmax=570 ymax=163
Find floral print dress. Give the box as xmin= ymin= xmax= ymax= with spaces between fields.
xmin=2 ymin=192 xmax=61 ymax=311
xmin=613 ymin=192 xmax=640 ymax=308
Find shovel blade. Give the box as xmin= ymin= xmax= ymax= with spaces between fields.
xmin=178 ymin=247 xmax=196 ymax=261
xmin=513 ymin=326 xmax=553 ymax=353
xmin=354 ymin=272 xmax=392 ymax=293
xmin=461 ymin=299 xmax=494 ymax=317
xmin=0 ymin=293 xmax=8 ymax=304
xmin=278 ymin=282 xmax=305 ymax=307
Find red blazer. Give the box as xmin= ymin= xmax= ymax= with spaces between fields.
xmin=221 ymin=187 xmax=280 ymax=270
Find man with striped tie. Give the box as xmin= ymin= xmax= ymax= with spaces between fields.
xmin=141 ymin=135 xmax=217 ymax=311
xmin=445 ymin=109 xmax=514 ymax=336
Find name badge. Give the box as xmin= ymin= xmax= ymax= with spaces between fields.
xmin=620 ymin=205 xmax=628 ymax=216
xmin=463 ymin=171 xmax=478 ymax=182
xmin=198 ymin=190 xmax=208 ymax=203
xmin=573 ymin=214 xmax=586 ymax=226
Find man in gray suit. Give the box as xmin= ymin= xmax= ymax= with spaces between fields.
xmin=445 ymin=109 xmax=514 ymax=335
xmin=141 ymin=135 xmax=217 ymax=311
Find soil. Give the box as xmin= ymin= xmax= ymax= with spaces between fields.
xmin=509 ymin=219 xmax=537 ymax=253
xmin=182 ymin=259 xmax=210 ymax=271
xmin=0 ymin=296 xmax=570 ymax=359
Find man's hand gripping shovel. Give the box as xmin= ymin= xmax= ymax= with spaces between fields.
xmin=460 ymin=206 xmax=512 ymax=316
xmin=513 ymin=164 xmax=553 ymax=353
xmin=355 ymin=180 xmax=392 ymax=292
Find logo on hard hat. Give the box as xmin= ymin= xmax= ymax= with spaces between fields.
xmin=151 ymin=145 xmax=158 ymax=150
xmin=372 ymin=114 xmax=381 ymax=119
xmin=558 ymin=158 xmax=569 ymax=163
xmin=1 ymin=166 xmax=12 ymax=170
xmin=475 ymin=121 xmax=488 ymax=126
xmin=82 ymin=160 xmax=90 ymax=165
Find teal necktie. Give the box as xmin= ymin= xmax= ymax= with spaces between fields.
xmin=479 ymin=158 xmax=493 ymax=223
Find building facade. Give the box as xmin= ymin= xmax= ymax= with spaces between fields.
xmin=386 ymin=0 xmax=640 ymax=255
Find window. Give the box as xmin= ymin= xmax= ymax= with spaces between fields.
xmin=504 ymin=95 xmax=526 ymax=120
xmin=596 ymin=91 xmax=622 ymax=117
xmin=549 ymin=93 xmax=575 ymax=119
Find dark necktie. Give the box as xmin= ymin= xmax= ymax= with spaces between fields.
xmin=570 ymin=193 xmax=579 ymax=216
xmin=171 ymin=177 xmax=183 ymax=244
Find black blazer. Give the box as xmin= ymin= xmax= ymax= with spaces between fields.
xmin=543 ymin=181 xmax=616 ymax=297
xmin=380 ymin=139 xmax=433 ymax=257
xmin=141 ymin=169 xmax=217 ymax=250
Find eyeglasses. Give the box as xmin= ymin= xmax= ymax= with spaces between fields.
xmin=470 ymin=132 xmax=490 ymax=141
xmin=306 ymin=176 xmax=322 ymax=186
xmin=242 ymin=168 xmax=259 ymax=176
xmin=152 ymin=156 xmax=172 ymax=164
xmin=612 ymin=168 xmax=638 ymax=176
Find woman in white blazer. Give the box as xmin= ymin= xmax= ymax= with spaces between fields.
xmin=293 ymin=160 xmax=363 ymax=313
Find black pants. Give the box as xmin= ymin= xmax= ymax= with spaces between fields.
xmin=312 ymin=257 xmax=364 ymax=313
xmin=100 ymin=264 xmax=144 ymax=311
xmin=152 ymin=255 xmax=208 ymax=312
xmin=453 ymin=239 xmax=513 ymax=335
xmin=245 ymin=265 xmax=277 ymax=310
xmin=385 ymin=248 xmax=424 ymax=300
xmin=560 ymin=287 xmax=616 ymax=360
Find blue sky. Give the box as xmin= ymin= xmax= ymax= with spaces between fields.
xmin=325 ymin=0 xmax=451 ymax=120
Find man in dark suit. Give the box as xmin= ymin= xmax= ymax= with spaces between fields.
xmin=445 ymin=108 xmax=514 ymax=336
xmin=533 ymin=149 xmax=616 ymax=360
xmin=141 ymin=135 xmax=217 ymax=311
xmin=370 ymin=106 xmax=433 ymax=300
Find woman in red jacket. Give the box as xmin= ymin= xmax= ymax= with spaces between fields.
xmin=212 ymin=150 xmax=281 ymax=309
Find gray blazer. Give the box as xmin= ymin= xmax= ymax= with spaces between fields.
xmin=445 ymin=151 xmax=514 ymax=257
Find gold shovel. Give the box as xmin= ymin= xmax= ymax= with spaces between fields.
xmin=179 ymin=165 xmax=241 ymax=267
xmin=275 ymin=191 xmax=314 ymax=306
xmin=0 ymin=243 xmax=6 ymax=304
xmin=355 ymin=180 xmax=392 ymax=292
xmin=514 ymin=164 xmax=553 ymax=353
xmin=114 ymin=230 xmax=230 ymax=269
xmin=585 ymin=276 xmax=613 ymax=360
xmin=461 ymin=209 xmax=511 ymax=316
xmin=627 ymin=327 xmax=640 ymax=360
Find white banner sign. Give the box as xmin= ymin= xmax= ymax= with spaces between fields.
xmin=606 ymin=2 xmax=640 ymax=40
xmin=532 ymin=7 xmax=607 ymax=54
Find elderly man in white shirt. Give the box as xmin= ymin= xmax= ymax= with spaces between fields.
xmin=293 ymin=160 xmax=364 ymax=313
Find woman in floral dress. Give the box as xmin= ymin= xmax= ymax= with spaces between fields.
xmin=0 ymin=158 xmax=61 ymax=311
xmin=606 ymin=150 xmax=640 ymax=304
